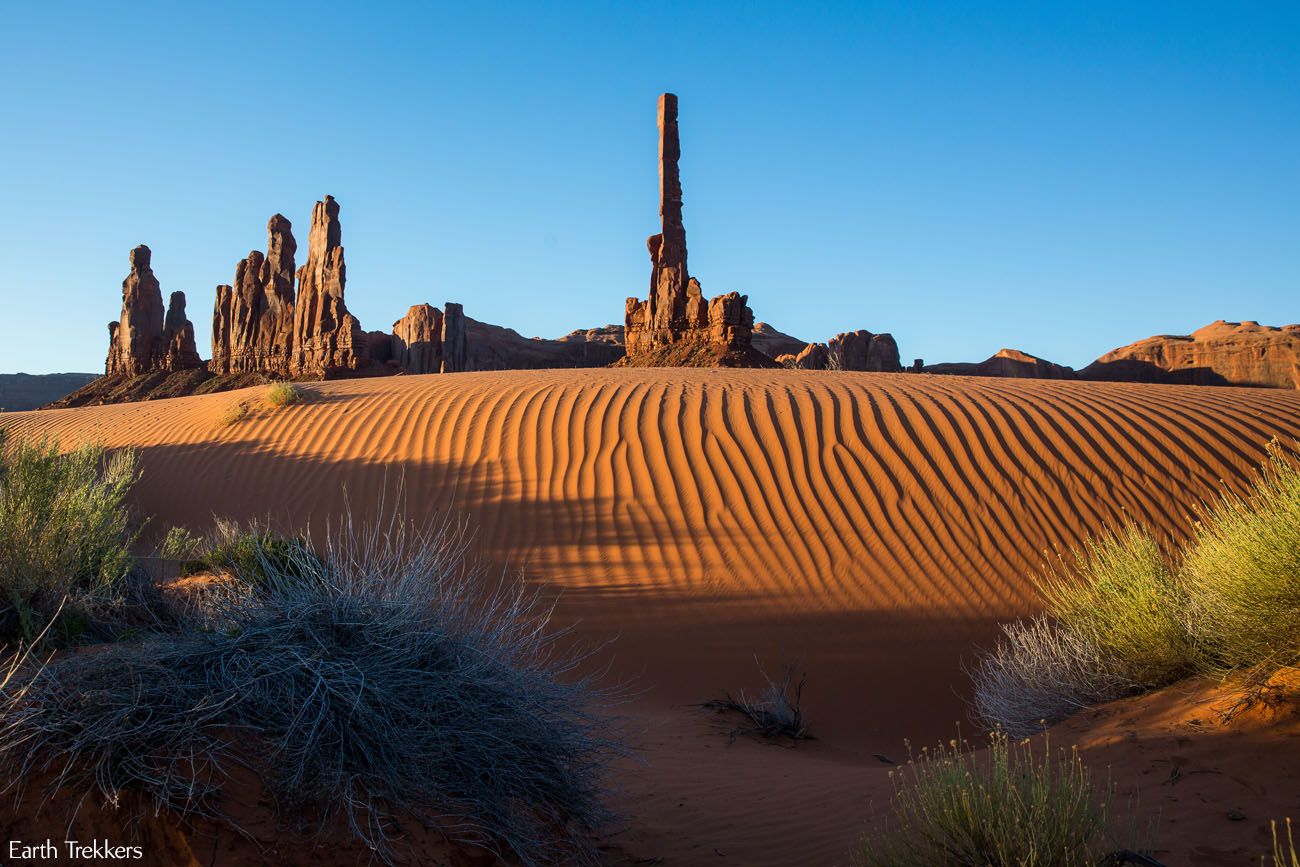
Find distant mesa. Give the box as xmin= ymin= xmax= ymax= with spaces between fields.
xmin=1081 ymin=320 xmax=1300 ymax=388
xmin=925 ymin=348 xmax=1077 ymax=380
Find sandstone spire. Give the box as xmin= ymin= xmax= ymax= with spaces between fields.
xmin=290 ymin=196 xmax=365 ymax=376
xmin=105 ymin=245 xmax=201 ymax=377
xmin=622 ymin=94 xmax=768 ymax=367
xmin=211 ymin=214 xmax=298 ymax=375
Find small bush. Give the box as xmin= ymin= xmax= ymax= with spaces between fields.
xmin=178 ymin=518 xmax=322 ymax=590
xmin=852 ymin=731 xmax=1128 ymax=867
xmin=266 ymin=381 xmax=303 ymax=408
xmin=221 ymin=400 xmax=249 ymax=425
xmin=700 ymin=662 xmax=810 ymax=741
xmin=1182 ymin=444 xmax=1300 ymax=672
xmin=972 ymin=526 xmax=1192 ymax=734
xmin=0 ymin=431 xmax=139 ymax=643
xmin=0 ymin=508 xmax=618 ymax=865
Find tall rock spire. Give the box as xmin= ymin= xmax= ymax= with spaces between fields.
xmin=105 ymin=245 xmax=201 ymax=377
xmin=623 ymin=93 xmax=767 ymax=367
xmin=211 ymin=214 xmax=298 ymax=375
xmin=290 ymin=195 xmax=365 ymax=376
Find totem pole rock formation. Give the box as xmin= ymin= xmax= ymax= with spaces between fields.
xmin=211 ymin=214 xmax=298 ymax=376
xmin=391 ymin=303 xmax=444 ymax=374
xmin=622 ymin=94 xmax=767 ymax=367
xmin=105 ymin=245 xmax=201 ymax=377
xmin=289 ymin=196 xmax=365 ymax=377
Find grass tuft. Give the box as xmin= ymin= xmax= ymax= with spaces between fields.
xmin=851 ymin=730 xmax=1138 ymax=867
xmin=265 ymin=381 xmax=303 ymax=408
xmin=221 ymin=400 xmax=249 ymax=426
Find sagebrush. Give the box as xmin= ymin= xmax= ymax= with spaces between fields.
xmin=0 ymin=507 xmax=619 ymax=865
xmin=0 ymin=431 xmax=139 ymax=644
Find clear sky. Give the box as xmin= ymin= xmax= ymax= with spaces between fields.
xmin=2 ymin=1 xmax=1296 ymax=374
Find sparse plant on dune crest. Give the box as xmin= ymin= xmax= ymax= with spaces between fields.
xmin=220 ymin=400 xmax=249 ymax=426
xmin=0 ymin=503 xmax=620 ymax=865
xmin=265 ymin=380 xmax=303 ymax=408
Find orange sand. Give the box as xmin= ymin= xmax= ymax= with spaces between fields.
xmin=5 ymin=369 xmax=1299 ymax=864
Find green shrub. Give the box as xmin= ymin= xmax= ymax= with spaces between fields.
xmin=1182 ymin=444 xmax=1300 ymax=672
xmin=178 ymin=518 xmax=322 ymax=590
xmin=1036 ymin=526 xmax=1193 ymax=687
xmin=266 ymin=381 xmax=303 ymax=408
xmin=0 ymin=431 xmax=139 ymax=643
xmin=972 ymin=525 xmax=1193 ymax=734
xmin=852 ymin=731 xmax=1129 ymax=867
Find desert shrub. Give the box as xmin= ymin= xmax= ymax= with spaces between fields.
xmin=177 ymin=518 xmax=322 ymax=590
xmin=266 ymin=381 xmax=303 ymax=408
xmin=1181 ymin=444 xmax=1300 ymax=672
xmin=852 ymin=731 xmax=1129 ymax=867
xmin=0 ymin=508 xmax=618 ymax=865
xmin=700 ymin=662 xmax=810 ymax=741
xmin=221 ymin=400 xmax=249 ymax=425
xmin=1272 ymin=819 xmax=1299 ymax=867
xmin=0 ymin=431 xmax=139 ymax=643
xmin=972 ymin=526 xmax=1192 ymax=734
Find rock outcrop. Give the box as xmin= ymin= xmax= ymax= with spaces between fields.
xmin=290 ymin=196 xmax=365 ymax=377
xmin=1082 ymin=320 xmax=1300 ymax=388
xmin=105 ymin=246 xmax=201 ymax=377
xmin=460 ymin=319 xmax=626 ymax=370
xmin=211 ymin=215 xmax=297 ymax=376
xmin=622 ymin=94 xmax=772 ymax=368
xmin=751 ymin=322 xmax=807 ymax=360
xmin=926 ymin=348 xmax=1076 ymax=380
xmin=777 ymin=330 xmax=902 ymax=372
xmin=441 ymin=302 xmax=467 ymax=373
xmin=391 ymin=303 xmax=444 ymax=374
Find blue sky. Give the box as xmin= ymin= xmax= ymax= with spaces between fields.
xmin=1 ymin=1 xmax=1296 ymax=374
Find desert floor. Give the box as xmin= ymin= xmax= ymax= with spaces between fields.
xmin=6 ymin=369 xmax=1300 ymax=865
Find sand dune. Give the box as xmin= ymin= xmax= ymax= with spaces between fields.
xmin=11 ymin=370 xmax=1294 ymax=611
xmin=7 ymin=369 xmax=1300 ymax=864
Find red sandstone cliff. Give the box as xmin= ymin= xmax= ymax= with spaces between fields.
xmin=1082 ymin=320 xmax=1300 ymax=388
